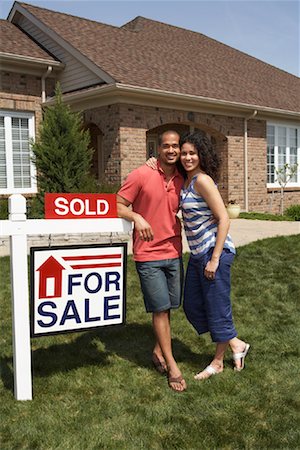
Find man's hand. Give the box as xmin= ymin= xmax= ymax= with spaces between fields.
xmin=134 ymin=215 xmax=154 ymax=241
xmin=117 ymin=194 xmax=154 ymax=241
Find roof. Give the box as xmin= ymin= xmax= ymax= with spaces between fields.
xmin=0 ymin=19 xmax=58 ymax=62
xmin=9 ymin=3 xmax=300 ymax=113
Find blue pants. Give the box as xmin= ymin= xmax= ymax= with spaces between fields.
xmin=183 ymin=248 xmax=237 ymax=343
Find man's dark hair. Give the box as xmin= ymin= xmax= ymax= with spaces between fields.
xmin=179 ymin=132 xmax=221 ymax=182
xmin=158 ymin=130 xmax=180 ymax=147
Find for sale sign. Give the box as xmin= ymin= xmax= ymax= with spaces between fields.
xmin=30 ymin=243 xmax=127 ymax=337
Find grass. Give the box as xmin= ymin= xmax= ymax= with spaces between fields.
xmin=1 ymin=235 xmax=300 ymax=449
xmin=239 ymin=211 xmax=294 ymax=221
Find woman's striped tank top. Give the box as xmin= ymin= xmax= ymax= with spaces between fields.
xmin=180 ymin=174 xmax=236 ymax=257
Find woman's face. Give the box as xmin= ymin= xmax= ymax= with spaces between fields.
xmin=180 ymin=142 xmax=200 ymax=173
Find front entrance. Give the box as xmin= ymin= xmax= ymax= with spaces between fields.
xmin=146 ymin=124 xmax=212 ymax=158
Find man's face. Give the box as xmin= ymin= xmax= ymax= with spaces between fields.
xmin=158 ymin=132 xmax=180 ymax=166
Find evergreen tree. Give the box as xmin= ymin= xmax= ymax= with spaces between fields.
xmin=31 ymin=83 xmax=96 ymax=215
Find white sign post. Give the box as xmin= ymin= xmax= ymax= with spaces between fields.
xmin=9 ymin=195 xmax=32 ymax=401
xmin=0 ymin=194 xmax=131 ymax=401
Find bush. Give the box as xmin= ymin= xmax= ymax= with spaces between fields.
xmin=27 ymin=197 xmax=44 ymax=219
xmin=0 ymin=199 xmax=8 ymax=219
xmin=31 ymin=83 xmax=97 ymax=216
xmin=285 ymin=204 xmax=300 ymax=221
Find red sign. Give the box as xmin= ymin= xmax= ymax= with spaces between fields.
xmin=45 ymin=193 xmax=117 ymax=219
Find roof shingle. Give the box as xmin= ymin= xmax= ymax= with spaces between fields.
xmin=0 ymin=19 xmax=58 ymax=62
xmin=11 ymin=3 xmax=300 ymax=113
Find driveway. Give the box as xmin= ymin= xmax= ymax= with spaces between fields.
xmin=181 ymin=218 xmax=300 ymax=252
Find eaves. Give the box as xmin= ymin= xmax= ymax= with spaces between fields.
xmin=45 ymin=83 xmax=300 ymax=122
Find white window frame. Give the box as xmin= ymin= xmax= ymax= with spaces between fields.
xmin=267 ymin=121 xmax=300 ymax=188
xmin=0 ymin=110 xmax=37 ymax=195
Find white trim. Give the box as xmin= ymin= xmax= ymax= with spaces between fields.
xmin=0 ymin=52 xmax=63 ymax=68
xmin=0 ymin=110 xmax=37 ymax=195
xmin=9 ymin=3 xmax=115 ymax=84
xmin=46 ymin=83 xmax=300 ymax=120
xmin=267 ymin=122 xmax=300 ymax=188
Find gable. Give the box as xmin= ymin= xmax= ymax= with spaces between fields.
xmin=10 ymin=3 xmax=115 ymax=93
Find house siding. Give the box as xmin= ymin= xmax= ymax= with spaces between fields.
xmin=18 ymin=16 xmax=102 ymax=93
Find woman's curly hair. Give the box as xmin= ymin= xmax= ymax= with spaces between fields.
xmin=178 ymin=132 xmax=221 ymax=182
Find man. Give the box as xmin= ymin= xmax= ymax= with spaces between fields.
xmin=117 ymin=130 xmax=186 ymax=392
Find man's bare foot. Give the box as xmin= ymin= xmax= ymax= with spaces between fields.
xmin=152 ymin=353 xmax=167 ymax=375
xmin=168 ymin=372 xmax=187 ymax=392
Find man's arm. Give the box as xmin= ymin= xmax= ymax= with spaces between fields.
xmin=117 ymin=194 xmax=154 ymax=242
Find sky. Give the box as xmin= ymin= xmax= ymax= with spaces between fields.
xmin=1 ymin=0 xmax=299 ymax=77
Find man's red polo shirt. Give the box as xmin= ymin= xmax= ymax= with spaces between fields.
xmin=118 ymin=163 xmax=183 ymax=262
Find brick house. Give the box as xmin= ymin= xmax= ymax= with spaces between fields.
xmin=1 ymin=1 xmax=299 ymax=212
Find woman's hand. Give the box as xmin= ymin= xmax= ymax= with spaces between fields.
xmin=204 ymin=258 xmax=219 ymax=280
xmin=145 ymin=157 xmax=158 ymax=170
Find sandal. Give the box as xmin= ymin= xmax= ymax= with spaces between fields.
xmin=152 ymin=353 xmax=167 ymax=375
xmin=233 ymin=343 xmax=250 ymax=371
xmin=168 ymin=374 xmax=186 ymax=392
xmin=194 ymin=365 xmax=220 ymax=380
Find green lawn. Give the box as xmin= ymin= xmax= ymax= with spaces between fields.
xmin=239 ymin=211 xmax=294 ymax=221
xmin=1 ymin=235 xmax=300 ymax=449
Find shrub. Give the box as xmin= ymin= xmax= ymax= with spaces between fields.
xmin=31 ymin=83 xmax=97 ymax=216
xmin=27 ymin=197 xmax=44 ymax=219
xmin=0 ymin=199 xmax=8 ymax=219
xmin=284 ymin=204 xmax=300 ymax=221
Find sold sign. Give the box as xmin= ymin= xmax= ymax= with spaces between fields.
xmin=45 ymin=193 xmax=117 ymax=219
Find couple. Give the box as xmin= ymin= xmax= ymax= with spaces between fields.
xmin=117 ymin=130 xmax=250 ymax=392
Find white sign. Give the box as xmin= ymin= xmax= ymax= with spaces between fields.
xmin=31 ymin=243 xmax=127 ymax=336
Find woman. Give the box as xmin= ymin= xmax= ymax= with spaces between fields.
xmin=179 ymin=131 xmax=250 ymax=379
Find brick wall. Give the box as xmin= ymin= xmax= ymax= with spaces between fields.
xmin=266 ymin=189 xmax=300 ymax=214
xmin=0 ymin=71 xmax=55 ymax=98
xmin=247 ymin=120 xmax=267 ymax=211
xmin=33 ymin=98 xmax=299 ymax=213
xmin=0 ymin=71 xmax=56 ymax=136
xmin=118 ymin=104 xmax=239 ymax=206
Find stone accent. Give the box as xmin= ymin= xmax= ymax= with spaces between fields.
xmin=0 ymin=232 xmax=131 ymax=257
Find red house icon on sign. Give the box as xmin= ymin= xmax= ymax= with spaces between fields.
xmin=37 ymin=256 xmax=65 ymax=299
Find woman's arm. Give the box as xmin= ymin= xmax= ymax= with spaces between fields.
xmin=194 ymin=174 xmax=230 ymax=279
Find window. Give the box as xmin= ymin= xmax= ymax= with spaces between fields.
xmin=267 ymin=124 xmax=300 ymax=187
xmin=0 ymin=111 xmax=36 ymax=194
